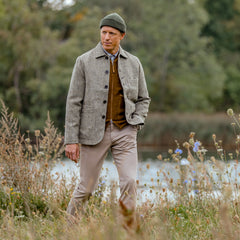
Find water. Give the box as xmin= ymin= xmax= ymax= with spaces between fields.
xmin=51 ymin=152 xmax=240 ymax=204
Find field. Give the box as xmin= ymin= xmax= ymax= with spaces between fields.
xmin=1 ymin=102 xmax=240 ymax=240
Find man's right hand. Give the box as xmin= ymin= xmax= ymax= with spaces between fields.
xmin=65 ymin=144 xmax=80 ymax=163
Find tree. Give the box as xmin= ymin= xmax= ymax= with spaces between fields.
xmin=130 ymin=0 xmax=225 ymax=111
xmin=202 ymin=0 xmax=240 ymax=109
xmin=0 ymin=0 xmax=58 ymax=112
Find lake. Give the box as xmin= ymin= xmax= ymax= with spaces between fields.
xmin=51 ymin=150 xmax=240 ymax=204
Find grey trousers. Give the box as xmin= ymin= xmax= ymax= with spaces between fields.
xmin=67 ymin=123 xmax=138 ymax=218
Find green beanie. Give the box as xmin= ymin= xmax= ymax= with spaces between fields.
xmin=99 ymin=13 xmax=126 ymax=33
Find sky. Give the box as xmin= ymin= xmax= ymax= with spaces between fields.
xmin=47 ymin=0 xmax=75 ymax=9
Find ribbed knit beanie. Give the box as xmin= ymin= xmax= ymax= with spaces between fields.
xmin=99 ymin=13 xmax=126 ymax=33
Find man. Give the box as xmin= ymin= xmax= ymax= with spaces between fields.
xmin=64 ymin=12 xmax=150 ymax=225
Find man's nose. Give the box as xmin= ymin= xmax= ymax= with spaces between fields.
xmin=105 ymin=33 xmax=110 ymax=40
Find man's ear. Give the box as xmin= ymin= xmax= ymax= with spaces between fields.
xmin=121 ymin=32 xmax=126 ymax=40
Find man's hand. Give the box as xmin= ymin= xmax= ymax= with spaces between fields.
xmin=65 ymin=144 xmax=80 ymax=163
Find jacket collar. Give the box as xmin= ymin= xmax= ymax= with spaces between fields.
xmin=95 ymin=42 xmax=127 ymax=59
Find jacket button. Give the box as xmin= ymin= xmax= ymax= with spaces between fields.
xmin=105 ymin=56 xmax=108 ymax=60
xmin=104 ymin=85 xmax=108 ymax=89
xmin=102 ymin=115 xmax=105 ymax=119
xmin=103 ymin=100 xmax=107 ymax=104
xmin=105 ymin=70 xmax=109 ymax=74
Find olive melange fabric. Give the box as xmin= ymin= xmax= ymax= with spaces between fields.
xmin=99 ymin=12 xmax=126 ymax=33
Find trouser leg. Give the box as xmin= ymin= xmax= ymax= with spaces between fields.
xmin=111 ymin=124 xmax=138 ymax=212
xmin=67 ymin=129 xmax=111 ymax=218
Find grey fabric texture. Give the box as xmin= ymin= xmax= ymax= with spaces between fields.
xmin=64 ymin=42 xmax=150 ymax=145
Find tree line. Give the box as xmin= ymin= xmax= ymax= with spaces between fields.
xmin=0 ymin=0 xmax=240 ymax=132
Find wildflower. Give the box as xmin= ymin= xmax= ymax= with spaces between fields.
xmin=101 ymin=180 xmax=106 ymax=184
xmin=180 ymin=158 xmax=189 ymax=165
xmin=193 ymin=189 xmax=199 ymax=194
xmin=157 ymin=154 xmax=162 ymax=160
xmin=183 ymin=180 xmax=188 ymax=184
xmin=192 ymin=178 xmax=197 ymax=182
xmin=193 ymin=141 xmax=201 ymax=152
xmin=200 ymin=148 xmax=208 ymax=154
xmin=227 ymin=108 xmax=234 ymax=117
xmin=175 ymin=148 xmax=183 ymax=155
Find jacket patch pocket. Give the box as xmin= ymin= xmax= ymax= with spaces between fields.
xmin=79 ymin=108 xmax=95 ymax=139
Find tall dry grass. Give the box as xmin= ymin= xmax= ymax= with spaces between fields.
xmin=0 ymin=100 xmax=76 ymax=219
xmin=1 ymin=101 xmax=240 ymax=239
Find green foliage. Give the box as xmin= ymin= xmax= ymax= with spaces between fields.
xmin=202 ymin=0 xmax=240 ymax=108
xmin=0 ymin=0 xmax=240 ymax=131
xmin=202 ymin=0 xmax=236 ymax=51
xmin=0 ymin=0 xmax=58 ymax=121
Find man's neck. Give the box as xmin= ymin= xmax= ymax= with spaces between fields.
xmin=101 ymin=44 xmax=119 ymax=56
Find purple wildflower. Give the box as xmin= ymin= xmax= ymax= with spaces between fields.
xmin=175 ymin=148 xmax=183 ymax=154
xmin=193 ymin=141 xmax=201 ymax=152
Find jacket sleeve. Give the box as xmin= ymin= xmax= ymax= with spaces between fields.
xmin=133 ymin=58 xmax=151 ymax=127
xmin=64 ymin=57 xmax=85 ymax=145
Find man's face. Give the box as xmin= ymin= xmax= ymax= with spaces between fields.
xmin=101 ymin=26 xmax=125 ymax=55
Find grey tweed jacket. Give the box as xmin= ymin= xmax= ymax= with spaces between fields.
xmin=64 ymin=42 xmax=150 ymax=145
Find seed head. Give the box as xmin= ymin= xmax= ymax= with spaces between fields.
xmin=189 ymin=132 xmax=195 ymax=138
xmin=183 ymin=142 xmax=190 ymax=149
xmin=35 ymin=130 xmax=40 ymax=137
xmin=189 ymin=138 xmax=194 ymax=146
xmin=168 ymin=149 xmax=173 ymax=154
xmin=227 ymin=108 xmax=234 ymax=117
xmin=212 ymin=134 xmax=216 ymax=141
